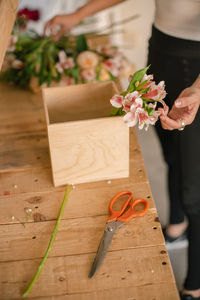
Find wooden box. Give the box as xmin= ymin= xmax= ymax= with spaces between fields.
xmin=42 ymin=81 xmax=129 ymax=187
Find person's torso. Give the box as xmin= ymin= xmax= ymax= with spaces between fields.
xmin=154 ymin=0 xmax=200 ymax=40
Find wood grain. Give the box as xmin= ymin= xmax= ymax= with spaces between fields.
xmin=0 ymin=181 xmax=155 ymax=225
xmin=28 ymin=283 xmax=180 ymax=300
xmin=0 ymin=130 xmax=49 ymax=172
xmin=0 ymin=246 xmax=177 ymax=299
xmin=0 ymin=211 xmax=164 ymax=262
xmin=48 ymin=117 xmax=129 ymax=186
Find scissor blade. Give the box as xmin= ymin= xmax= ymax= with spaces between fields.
xmin=88 ymin=227 xmax=115 ymax=278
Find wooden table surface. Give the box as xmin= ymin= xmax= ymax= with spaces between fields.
xmin=0 ymin=83 xmax=180 ymax=300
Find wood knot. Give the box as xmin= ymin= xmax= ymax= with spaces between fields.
xmin=33 ymin=213 xmax=46 ymax=222
xmin=154 ymin=217 xmax=160 ymax=222
xmin=59 ymin=277 xmax=65 ymax=282
xmin=27 ymin=196 xmax=42 ymax=204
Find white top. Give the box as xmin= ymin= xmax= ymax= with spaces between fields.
xmin=154 ymin=0 xmax=200 ymax=41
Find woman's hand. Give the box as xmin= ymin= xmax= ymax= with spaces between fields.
xmin=43 ymin=13 xmax=81 ymax=40
xmin=159 ymin=85 xmax=200 ymax=130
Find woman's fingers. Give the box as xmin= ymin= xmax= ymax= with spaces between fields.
xmin=49 ymin=19 xmax=59 ymax=35
xmin=175 ymin=89 xmax=200 ymax=108
xmin=53 ymin=26 xmax=65 ymax=41
xmin=43 ymin=16 xmax=64 ymax=37
xmin=43 ymin=19 xmax=51 ymax=36
xmin=160 ymin=115 xmax=181 ymax=130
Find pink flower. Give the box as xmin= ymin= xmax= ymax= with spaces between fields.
xmin=58 ymin=76 xmax=75 ymax=86
xmin=7 ymin=35 xmax=18 ymax=52
xmin=138 ymin=108 xmax=161 ymax=131
xmin=141 ymin=74 xmax=154 ymax=88
xmin=123 ymin=97 xmax=143 ymax=128
xmin=55 ymin=51 xmax=75 ymax=73
xmin=110 ymin=67 xmax=167 ymax=130
xmin=103 ymin=58 xmax=121 ymax=77
xmin=137 ymin=108 xmax=151 ymax=130
xmin=122 ymin=91 xmax=142 ymax=112
xmin=123 ymin=111 xmax=138 ymax=127
xmin=143 ymin=80 xmax=166 ymax=101
xmin=96 ymin=45 xmax=120 ymax=57
xmin=80 ymin=69 xmax=96 ymax=82
xmin=110 ymin=94 xmax=124 ymax=108
xmin=2 ymin=54 xmax=16 ymax=71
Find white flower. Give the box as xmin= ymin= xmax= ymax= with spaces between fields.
xmin=142 ymin=73 xmax=154 ymax=83
xmin=143 ymin=80 xmax=166 ymax=101
xmin=58 ymin=76 xmax=75 ymax=86
xmin=137 ymin=108 xmax=151 ymax=130
xmin=12 ymin=59 xmax=24 ymax=69
xmin=77 ymin=51 xmax=99 ymax=69
xmin=123 ymin=111 xmax=138 ymax=127
xmin=51 ymin=76 xmax=75 ymax=87
xmin=103 ymin=58 xmax=121 ymax=77
xmin=96 ymin=45 xmax=119 ymax=57
xmin=110 ymin=94 xmax=124 ymax=108
xmin=55 ymin=51 xmax=75 ymax=73
xmin=122 ymin=91 xmax=142 ymax=113
xmin=2 ymin=54 xmax=16 ymax=71
xmin=138 ymin=108 xmax=161 ymax=131
xmin=7 ymin=35 xmax=18 ymax=52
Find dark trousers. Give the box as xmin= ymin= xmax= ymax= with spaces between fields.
xmin=147 ymin=26 xmax=200 ymax=290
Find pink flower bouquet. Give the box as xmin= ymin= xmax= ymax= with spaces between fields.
xmin=110 ymin=66 xmax=166 ymax=131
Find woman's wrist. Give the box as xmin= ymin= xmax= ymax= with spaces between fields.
xmin=74 ymin=9 xmax=85 ymax=25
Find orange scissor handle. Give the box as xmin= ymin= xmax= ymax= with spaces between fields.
xmin=107 ymin=191 xmax=133 ymax=223
xmin=117 ymin=198 xmax=149 ymax=223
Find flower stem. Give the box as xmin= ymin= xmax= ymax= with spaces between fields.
xmin=22 ymin=185 xmax=71 ymax=298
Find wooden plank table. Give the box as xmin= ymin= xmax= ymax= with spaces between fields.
xmin=0 ymin=83 xmax=180 ymax=300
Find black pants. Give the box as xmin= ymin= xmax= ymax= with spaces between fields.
xmin=147 ymin=26 xmax=200 ymax=290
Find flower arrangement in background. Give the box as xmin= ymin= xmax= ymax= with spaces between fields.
xmin=1 ymin=28 xmax=134 ymax=92
xmin=110 ymin=66 xmax=167 ymax=131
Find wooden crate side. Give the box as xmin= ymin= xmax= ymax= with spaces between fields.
xmin=0 ymin=246 xmax=176 ymax=299
xmin=42 ymin=81 xmax=119 ymax=124
xmin=48 ymin=117 xmax=129 ymax=186
xmin=0 ymin=0 xmax=19 ymax=70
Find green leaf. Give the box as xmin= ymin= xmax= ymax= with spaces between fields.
xmin=76 ymin=34 xmax=88 ymax=54
xmin=136 ymin=79 xmax=148 ymax=90
xmin=127 ymin=65 xmax=150 ymax=93
xmin=138 ymin=86 xmax=151 ymax=94
xmin=70 ymin=67 xmax=80 ymax=84
xmin=110 ymin=107 xmax=126 ymax=116
xmin=143 ymin=102 xmax=155 ymax=116
xmin=108 ymin=71 xmax=115 ymax=81
xmin=142 ymin=97 xmax=155 ymax=103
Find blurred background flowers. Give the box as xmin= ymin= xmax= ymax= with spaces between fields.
xmin=0 ymin=0 xmax=141 ymax=92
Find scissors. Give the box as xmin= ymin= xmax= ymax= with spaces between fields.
xmin=88 ymin=190 xmax=149 ymax=278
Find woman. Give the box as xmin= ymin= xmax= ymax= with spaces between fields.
xmin=44 ymin=1 xmax=200 ymax=298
